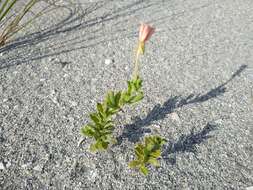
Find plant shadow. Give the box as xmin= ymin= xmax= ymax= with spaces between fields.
xmin=161 ymin=122 xmax=217 ymax=165
xmin=0 ymin=0 xmax=156 ymax=69
xmin=116 ymin=64 xmax=247 ymax=144
xmin=0 ymin=0 xmax=214 ymax=69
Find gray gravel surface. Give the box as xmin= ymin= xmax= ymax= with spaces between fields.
xmin=0 ymin=0 xmax=253 ymax=189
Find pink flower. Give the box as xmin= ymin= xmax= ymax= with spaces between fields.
xmin=138 ymin=23 xmax=155 ymax=43
xmin=133 ymin=23 xmax=155 ymax=78
xmin=137 ymin=23 xmax=155 ymax=55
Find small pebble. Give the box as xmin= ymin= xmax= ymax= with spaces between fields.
xmin=21 ymin=162 xmax=32 ymax=169
xmin=87 ymin=169 xmax=98 ymax=182
xmin=33 ymin=165 xmax=43 ymax=172
xmin=105 ymin=59 xmax=113 ymax=65
xmin=69 ymin=101 xmax=78 ymax=107
xmin=153 ymin=124 xmax=161 ymax=128
xmin=6 ymin=162 xmax=11 ymax=168
xmin=170 ymin=112 xmax=181 ymax=123
xmin=0 ymin=162 xmax=5 ymax=170
xmin=211 ymin=119 xmax=223 ymax=125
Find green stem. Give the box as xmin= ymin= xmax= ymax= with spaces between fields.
xmin=133 ymin=47 xmax=140 ymax=80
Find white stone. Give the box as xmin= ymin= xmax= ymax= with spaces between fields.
xmin=6 ymin=162 xmax=11 ymax=168
xmin=33 ymin=165 xmax=43 ymax=172
xmin=21 ymin=164 xmax=28 ymax=168
xmin=153 ymin=124 xmax=161 ymax=128
xmin=69 ymin=101 xmax=77 ymax=107
xmin=88 ymin=169 xmax=98 ymax=182
xmin=0 ymin=162 xmax=5 ymax=170
xmin=105 ymin=59 xmax=113 ymax=65
xmin=21 ymin=162 xmax=32 ymax=168
xmin=170 ymin=112 xmax=181 ymax=123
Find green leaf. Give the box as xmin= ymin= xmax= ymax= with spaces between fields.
xmin=129 ymin=160 xmax=140 ymax=168
xmin=109 ymin=107 xmax=119 ymax=114
xmin=97 ymin=103 xmax=104 ymax=114
xmin=104 ymin=123 xmax=114 ymax=130
xmin=90 ymin=113 xmax=100 ymax=125
xmin=81 ymin=125 xmax=96 ymax=137
xmin=135 ymin=145 xmax=144 ymax=159
xmin=150 ymin=150 xmax=161 ymax=158
xmin=108 ymin=91 xmax=115 ymax=106
xmin=127 ymin=81 xmax=133 ymax=94
xmin=148 ymin=158 xmax=160 ymax=167
xmin=115 ymin=91 xmax=121 ymax=106
xmin=81 ymin=73 xmax=144 ymax=154
xmin=98 ymin=111 xmax=105 ymax=121
xmin=105 ymin=92 xmax=112 ymax=106
xmin=130 ymin=92 xmax=143 ymax=103
xmin=129 ymin=135 xmax=165 ymax=175
xmin=140 ymin=165 xmax=149 ymax=175
xmin=122 ymin=92 xmax=131 ymax=102
xmin=136 ymin=78 xmax=143 ymax=90
xmin=101 ymin=140 xmax=109 ymax=149
xmin=90 ymin=140 xmax=108 ymax=152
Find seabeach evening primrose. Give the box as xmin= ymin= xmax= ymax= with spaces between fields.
xmin=81 ymin=22 xmax=163 ymax=175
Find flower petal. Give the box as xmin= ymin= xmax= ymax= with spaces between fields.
xmin=138 ymin=23 xmax=155 ymax=42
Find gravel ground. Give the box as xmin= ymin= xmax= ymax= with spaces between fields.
xmin=0 ymin=0 xmax=253 ymax=189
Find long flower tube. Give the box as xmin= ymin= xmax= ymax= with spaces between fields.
xmin=133 ymin=23 xmax=155 ymax=79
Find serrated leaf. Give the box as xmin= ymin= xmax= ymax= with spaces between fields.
xmin=101 ymin=140 xmax=109 ymax=149
xmin=92 ymin=140 xmax=108 ymax=151
xmin=148 ymin=158 xmax=160 ymax=167
xmin=145 ymin=136 xmax=153 ymax=145
xmin=81 ymin=125 xmax=96 ymax=137
xmin=130 ymin=92 xmax=143 ymax=103
xmin=105 ymin=92 xmax=112 ymax=106
xmin=132 ymin=78 xmax=142 ymax=90
xmin=97 ymin=103 xmax=104 ymax=114
xmin=129 ymin=135 xmax=165 ymax=175
xmin=98 ymin=111 xmax=105 ymax=121
xmin=109 ymin=107 xmax=119 ymax=114
xmin=101 ymin=131 xmax=113 ymax=137
xmin=115 ymin=91 xmax=121 ymax=106
xmin=135 ymin=145 xmax=144 ymax=159
xmin=129 ymin=160 xmax=140 ymax=168
xmin=140 ymin=165 xmax=149 ymax=175
xmin=127 ymin=81 xmax=133 ymax=94
xmin=104 ymin=123 xmax=114 ymax=130
xmin=136 ymin=79 xmax=142 ymax=90
xmin=160 ymin=138 xmax=167 ymax=145
xmin=90 ymin=113 xmax=100 ymax=125
xmin=82 ymin=74 xmax=145 ymax=153
xmin=150 ymin=150 xmax=161 ymax=158
xmin=143 ymin=148 xmax=150 ymax=159
xmin=108 ymin=91 xmax=115 ymax=106
xmin=122 ymin=93 xmax=131 ymax=102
